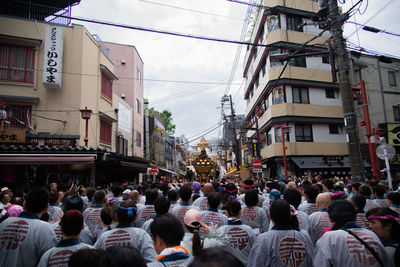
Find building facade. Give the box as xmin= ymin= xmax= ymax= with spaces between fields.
xmin=242 ymin=0 xmax=351 ymax=179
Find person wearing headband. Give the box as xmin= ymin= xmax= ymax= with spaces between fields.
xmin=367 ymin=207 xmax=400 ymax=267
xmin=314 ymin=200 xmax=387 ymax=267
xmin=94 ymin=201 xmax=157 ymax=263
xmin=238 ymin=179 xmax=266 ymax=207
xmin=241 ymin=189 xmax=269 ymax=234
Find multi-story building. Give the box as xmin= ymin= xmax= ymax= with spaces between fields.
xmin=105 ymin=42 xmax=144 ymax=158
xmin=350 ymin=52 xmax=400 ymax=178
xmin=243 ymin=0 xmax=351 ymax=179
xmin=0 ymin=1 xmax=148 ymax=186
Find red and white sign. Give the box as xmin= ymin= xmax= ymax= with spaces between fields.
xmin=253 ymin=160 xmax=262 ymax=169
xmin=150 ymin=166 xmax=159 ymax=175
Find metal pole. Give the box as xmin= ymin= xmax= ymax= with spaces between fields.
xmin=359 ymin=81 xmax=379 ymax=177
xmin=144 ymin=101 xmax=150 ymax=161
xmin=229 ymin=95 xmax=241 ymax=171
xmin=84 ymin=118 xmax=89 ymax=147
xmin=377 ymin=59 xmax=388 ymax=125
xmin=383 ymin=147 xmax=393 ymax=191
xmin=281 ymin=126 xmax=288 ymax=180
xmin=328 ymin=0 xmax=363 ymax=183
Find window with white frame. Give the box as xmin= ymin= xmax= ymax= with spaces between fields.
xmin=388 ymin=71 xmax=397 ymax=86
xmin=136 ymin=99 xmax=141 ymax=114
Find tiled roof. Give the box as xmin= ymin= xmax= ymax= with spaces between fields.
xmin=0 ymin=144 xmax=106 ymax=154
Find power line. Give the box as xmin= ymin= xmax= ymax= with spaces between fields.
xmin=226 ymin=0 xmax=269 ymax=9
xmin=138 ymin=0 xmax=244 ymax=21
xmin=36 ymin=12 xmax=273 ymax=47
xmin=345 ymin=21 xmax=400 ymax=37
xmin=184 ymin=123 xmax=224 ymax=145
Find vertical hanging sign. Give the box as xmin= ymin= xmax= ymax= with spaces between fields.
xmin=43 ymin=25 xmax=63 ymax=89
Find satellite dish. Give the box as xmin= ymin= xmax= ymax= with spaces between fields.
xmin=376 ymin=143 xmax=396 ymax=160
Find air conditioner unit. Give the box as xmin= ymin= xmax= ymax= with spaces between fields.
xmin=121 ymin=59 xmax=126 ymax=65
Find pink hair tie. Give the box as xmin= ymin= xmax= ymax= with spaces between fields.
xmin=368 ymin=215 xmax=400 ymax=222
xmin=330 ymin=191 xmax=344 ymax=197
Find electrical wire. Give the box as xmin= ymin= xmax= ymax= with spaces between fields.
xmin=138 ymin=0 xmax=244 ymax=21
xmin=183 ymin=122 xmax=224 ymax=145
xmin=345 ymin=21 xmax=400 ymax=37
xmin=226 ymin=0 xmax=269 ymax=9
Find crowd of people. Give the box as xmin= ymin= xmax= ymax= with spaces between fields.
xmin=0 ymin=175 xmax=399 ymax=267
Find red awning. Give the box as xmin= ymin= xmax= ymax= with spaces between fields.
xmin=0 ymin=155 xmax=95 ymax=165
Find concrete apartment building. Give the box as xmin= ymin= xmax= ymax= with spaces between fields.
xmin=350 ymin=52 xmax=400 ymax=177
xmin=242 ymin=0 xmax=351 ymax=179
xmin=0 ymin=1 xmax=148 ymax=185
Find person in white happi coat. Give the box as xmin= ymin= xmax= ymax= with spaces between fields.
xmin=298 ymin=185 xmax=319 ymax=215
xmin=201 ymin=192 xmax=228 ymax=227
xmin=359 ymin=185 xmax=379 ymax=212
xmin=192 ymin=183 xmax=214 ymax=211
xmin=309 ymin=193 xmax=333 ymax=244
xmin=142 ymin=196 xmax=170 ymax=235
xmin=38 ymin=210 xmax=93 ymax=267
xmin=248 ymin=199 xmax=314 ymax=267
xmin=134 ymin=189 xmax=159 ymax=227
xmin=0 ymin=187 xmax=58 ymax=267
xmin=94 ymin=201 xmax=157 ymax=263
xmin=148 ymin=214 xmax=193 ymax=266
xmin=283 ymin=188 xmax=310 ymax=232
xmin=241 ymin=189 xmax=268 ymax=234
xmin=314 ymin=199 xmax=388 ymax=267
xmin=171 ymin=185 xmax=199 ymax=224
xmin=47 ymin=192 xmax=64 ymax=223
xmin=219 ymin=197 xmax=256 ymax=265
xmin=83 ymin=190 xmax=106 ymax=238
xmin=52 ymin=194 xmax=94 ymax=245
xmin=167 ymin=188 xmax=179 ymax=213
xmin=181 ymin=209 xmax=229 ymax=256
xmin=238 ymin=179 xmax=265 ymax=207
xmin=373 ymin=185 xmax=389 ymax=208
xmin=366 ymin=207 xmax=400 ymax=267
xmin=350 ymin=194 xmax=369 ymax=228
xmin=387 ymin=192 xmax=400 ymax=215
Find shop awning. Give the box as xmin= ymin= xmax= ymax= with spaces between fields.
xmin=120 ymin=161 xmax=148 ymax=172
xmin=0 ymin=155 xmax=96 ymax=165
xmin=159 ymin=167 xmax=179 ymax=176
xmin=291 ymin=156 xmax=370 ymax=169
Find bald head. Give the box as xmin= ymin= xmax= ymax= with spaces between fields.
xmin=202 ymin=183 xmax=214 ymax=195
xmin=316 ymin=193 xmax=331 ymax=210
xmin=129 ymin=190 xmax=140 ymax=202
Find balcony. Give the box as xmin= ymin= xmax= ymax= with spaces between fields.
xmin=263 ymin=0 xmax=319 ymax=13
xmin=260 ymin=142 xmax=348 ymax=158
xmin=0 ymin=0 xmax=81 ymax=26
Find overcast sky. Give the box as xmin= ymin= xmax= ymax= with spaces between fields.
xmin=72 ymin=0 xmax=400 ymax=144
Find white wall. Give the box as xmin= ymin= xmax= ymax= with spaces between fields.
xmin=312 ymin=124 xmax=346 ymax=142
xmin=306 ymin=56 xmax=331 ymax=70
xmin=308 ymin=87 xmax=342 ymax=106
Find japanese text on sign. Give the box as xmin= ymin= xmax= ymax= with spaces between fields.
xmin=43 ymin=25 xmax=63 ymax=89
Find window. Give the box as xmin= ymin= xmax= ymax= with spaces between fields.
xmin=329 ymin=124 xmax=342 ymax=134
xmin=388 ymin=71 xmax=397 ymax=86
xmin=288 ymin=56 xmax=306 ymax=67
xmin=295 ymin=124 xmax=313 ymax=142
xmin=255 ymin=74 xmax=259 ymax=88
xmin=259 ymin=27 xmax=264 ymax=44
xmin=325 ymin=88 xmax=335 ymax=98
xmin=0 ymin=44 xmax=35 ymax=83
xmin=137 ymin=68 xmax=142 ymax=84
xmin=322 ymin=56 xmax=330 ymax=64
xmin=101 ymin=73 xmax=113 ymax=100
xmin=5 ymin=104 xmax=32 ymax=131
xmin=267 ymin=133 xmax=272 ymax=146
xmin=136 ymin=99 xmax=141 ymax=114
xmin=116 ymin=135 xmax=128 ymax=155
xmin=262 ymin=57 xmax=266 ymax=76
xmin=292 ymin=87 xmax=309 ymax=104
xmin=393 ymin=106 xmax=400 ymax=121
xmin=287 ymin=15 xmax=303 ymax=32
xmin=136 ymin=131 xmax=142 ymax=147
xmin=100 ymin=120 xmax=112 ymax=144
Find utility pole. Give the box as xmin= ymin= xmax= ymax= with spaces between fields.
xmin=229 ymin=95 xmax=241 ymax=171
xmin=328 ymin=0 xmax=363 ymax=183
xmin=144 ymin=101 xmax=150 ymax=161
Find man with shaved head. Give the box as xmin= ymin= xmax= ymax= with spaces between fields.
xmin=129 ymin=190 xmax=144 ymax=213
xmin=308 ymin=193 xmax=333 ymax=244
xmin=192 ymin=183 xmax=214 ymax=211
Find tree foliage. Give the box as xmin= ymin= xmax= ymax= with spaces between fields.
xmin=143 ymin=98 xmax=176 ymax=135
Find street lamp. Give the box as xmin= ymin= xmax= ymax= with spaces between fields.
xmin=79 ymin=107 xmax=92 ymax=147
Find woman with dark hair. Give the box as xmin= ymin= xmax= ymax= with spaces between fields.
xmin=218 ymin=198 xmax=256 ymax=265
xmin=367 ymin=207 xmax=400 ymax=267
xmin=248 ymin=199 xmax=314 ymax=266
xmin=314 ymin=200 xmax=388 ymax=266
xmin=148 ymin=213 xmax=191 ymax=266
xmin=241 ymin=189 xmax=269 ymax=233
xmin=180 ymin=209 xmax=228 ymax=256
xmin=188 ymin=247 xmax=244 ymax=267
xmin=68 ymin=248 xmax=103 ymax=267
